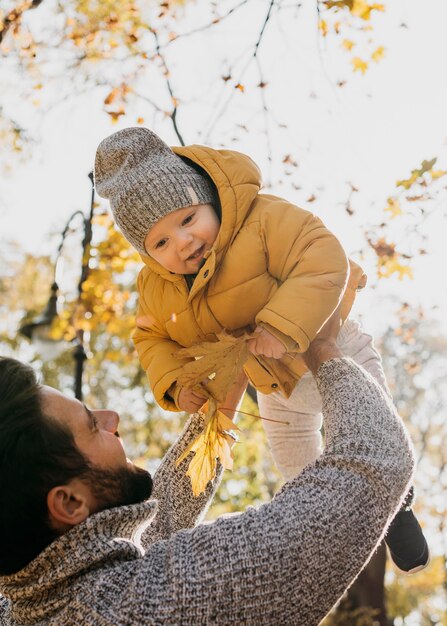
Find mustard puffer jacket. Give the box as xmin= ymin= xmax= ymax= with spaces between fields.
xmin=133 ymin=146 xmax=367 ymax=411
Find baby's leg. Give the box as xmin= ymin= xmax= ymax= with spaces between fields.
xmin=257 ymin=374 xmax=323 ymax=481
xmin=258 ymin=318 xmax=389 ymax=483
xmin=337 ymin=319 xmax=429 ymax=573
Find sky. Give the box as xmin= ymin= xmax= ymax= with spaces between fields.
xmin=1 ymin=0 xmax=446 ymax=335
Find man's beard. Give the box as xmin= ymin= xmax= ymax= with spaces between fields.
xmin=86 ymin=463 xmax=153 ymax=512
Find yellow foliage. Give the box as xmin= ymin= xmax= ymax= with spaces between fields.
xmin=352 ymin=56 xmax=368 ymax=74
xmin=378 ymin=256 xmax=413 ymax=280
xmin=396 ymin=158 xmax=437 ymax=189
xmin=176 ymin=331 xmax=251 ymax=403
xmin=319 ymin=19 xmax=328 ymax=37
xmin=430 ymin=169 xmax=447 ymax=180
xmin=175 ymin=332 xmax=252 ymax=495
xmin=351 ymin=0 xmax=385 ymax=20
xmin=371 ymin=45 xmax=385 ymax=62
xmin=176 ymin=401 xmax=238 ymax=497
xmin=384 ymin=197 xmax=402 ymax=219
xmin=342 ymin=38 xmax=355 ymax=51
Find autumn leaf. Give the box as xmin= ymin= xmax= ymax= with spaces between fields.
xmin=352 ymin=56 xmax=368 ymax=74
xmin=176 ymin=399 xmax=238 ymax=497
xmin=176 ymin=331 xmax=251 ymax=403
xmin=368 ymin=237 xmax=396 ymax=258
xmin=342 ymin=39 xmax=355 ymax=51
xmin=384 ymin=197 xmax=402 ymax=219
xmin=397 ymin=158 xmax=437 ymax=189
xmin=430 ymin=169 xmax=447 ymax=180
xmin=351 ymin=0 xmax=385 ymax=20
xmin=174 ymin=332 xmax=253 ymax=495
xmin=104 ymin=87 xmax=120 ymax=105
xmin=319 ymin=19 xmax=328 ymax=36
xmin=378 ymin=257 xmax=413 ymax=280
xmin=371 ymin=45 xmax=385 ymax=62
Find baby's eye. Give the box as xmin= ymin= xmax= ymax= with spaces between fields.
xmin=182 ymin=214 xmax=194 ymax=226
xmin=155 ymin=238 xmax=167 ymax=249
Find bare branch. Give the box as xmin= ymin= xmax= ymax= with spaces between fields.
xmin=150 ymin=28 xmax=185 ymax=146
xmin=203 ymin=0 xmax=278 ymax=142
xmin=160 ymin=0 xmax=250 ymax=50
xmin=253 ymin=0 xmax=276 ymax=59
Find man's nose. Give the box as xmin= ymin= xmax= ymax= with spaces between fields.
xmin=94 ymin=409 xmax=120 ymax=433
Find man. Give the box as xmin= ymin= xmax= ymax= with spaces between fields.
xmin=0 ymin=316 xmax=414 ymax=625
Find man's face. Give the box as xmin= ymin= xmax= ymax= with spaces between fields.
xmin=144 ymin=203 xmax=220 ymax=274
xmin=40 ymin=386 xmax=152 ymax=513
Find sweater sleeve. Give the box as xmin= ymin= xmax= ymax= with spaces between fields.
xmin=256 ymin=202 xmax=349 ymax=352
xmin=126 ymin=358 xmax=414 ymax=625
xmin=141 ymin=412 xmax=224 ymax=547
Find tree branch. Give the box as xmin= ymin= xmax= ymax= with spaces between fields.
xmin=150 ymin=27 xmax=185 ymax=146
xmin=203 ymin=0 xmax=278 ymax=142
xmin=0 ymin=0 xmax=44 ymax=45
xmin=160 ymin=0 xmax=250 ymax=50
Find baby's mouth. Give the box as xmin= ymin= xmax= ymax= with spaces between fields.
xmin=187 ymin=244 xmax=205 ymax=261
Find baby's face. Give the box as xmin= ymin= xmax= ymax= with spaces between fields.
xmin=144 ymin=203 xmax=220 ymax=274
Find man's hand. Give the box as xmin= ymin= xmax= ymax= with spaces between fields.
xmin=302 ymin=306 xmax=343 ymax=376
xmin=247 ymin=327 xmax=287 ymax=359
xmin=177 ymin=387 xmax=208 ymax=413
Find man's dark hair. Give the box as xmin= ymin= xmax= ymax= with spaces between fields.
xmin=0 ymin=357 xmax=91 ymax=575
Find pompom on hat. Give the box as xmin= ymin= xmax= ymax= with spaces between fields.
xmin=94 ymin=127 xmax=215 ymax=256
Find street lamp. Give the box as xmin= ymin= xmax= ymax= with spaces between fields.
xmin=19 ymin=172 xmax=95 ymax=401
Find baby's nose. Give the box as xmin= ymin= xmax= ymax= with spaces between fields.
xmin=178 ymin=231 xmax=194 ymax=250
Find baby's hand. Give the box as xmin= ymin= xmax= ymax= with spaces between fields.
xmin=177 ymin=387 xmax=208 ymax=414
xmin=247 ymin=327 xmax=287 ymax=359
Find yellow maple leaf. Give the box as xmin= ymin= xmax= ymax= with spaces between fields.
xmin=384 ymin=197 xmax=402 ymax=219
xmin=351 ymin=0 xmax=385 ymax=20
xmin=176 ymin=331 xmax=251 ymax=402
xmin=397 ymin=158 xmax=437 ymax=189
xmin=342 ymin=39 xmax=355 ymax=51
xmin=378 ymin=257 xmax=413 ymax=280
xmin=176 ymin=400 xmax=238 ymax=496
xmin=174 ymin=333 xmax=253 ymax=495
xmin=430 ymin=169 xmax=447 ymax=180
xmin=352 ymin=57 xmax=368 ymax=75
xmin=318 ymin=19 xmax=328 ymax=36
xmin=371 ymin=45 xmax=385 ymax=62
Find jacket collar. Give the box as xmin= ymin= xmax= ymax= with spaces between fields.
xmin=0 ymin=500 xmax=158 ymax=624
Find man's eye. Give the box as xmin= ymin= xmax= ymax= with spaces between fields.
xmin=182 ymin=214 xmax=193 ymax=226
xmin=155 ymin=239 xmax=167 ymax=249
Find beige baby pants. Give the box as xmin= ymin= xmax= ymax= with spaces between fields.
xmin=257 ymin=319 xmax=391 ymax=481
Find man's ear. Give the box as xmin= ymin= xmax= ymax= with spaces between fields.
xmin=47 ymin=479 xmax=92 ymax=531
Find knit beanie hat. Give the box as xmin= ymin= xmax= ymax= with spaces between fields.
xmin=94 ymin=127 xmax=215 ymax=256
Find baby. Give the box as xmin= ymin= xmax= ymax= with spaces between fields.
xmin=95 ymin=127 xmax=429 ymax=574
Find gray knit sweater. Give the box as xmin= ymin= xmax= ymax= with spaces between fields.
xmin=0 ymin=359 xmax=414 ymax=626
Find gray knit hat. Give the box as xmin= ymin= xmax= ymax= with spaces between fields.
xmin=94 ymin=127 xmax=215 ymax=256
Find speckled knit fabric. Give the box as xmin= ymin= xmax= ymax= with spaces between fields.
xmin=0 ymin=358 xmax=414 ymax=626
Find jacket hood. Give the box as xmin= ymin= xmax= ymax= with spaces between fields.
xmin=0 ymin=500 xmax=157 ymax=624
xmin=141 ymin=146 xmax=262 ymax=278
